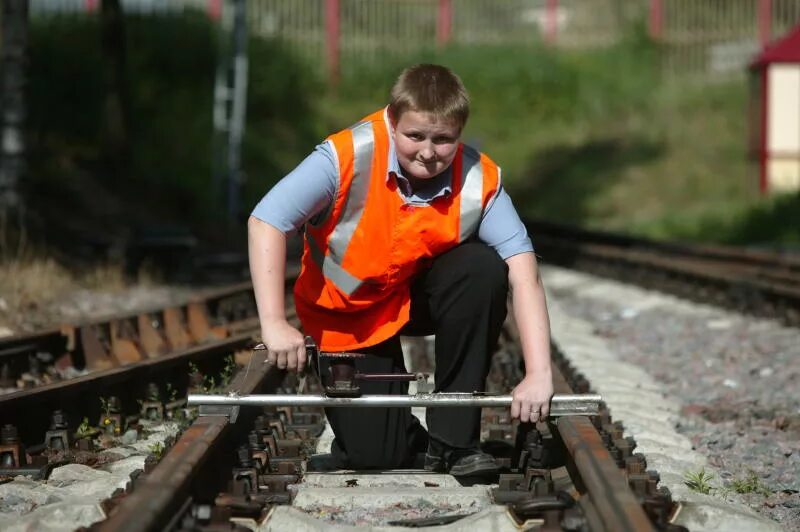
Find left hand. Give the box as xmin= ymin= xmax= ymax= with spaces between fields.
xmin=511 ymin=373 xmax=554 ymax=424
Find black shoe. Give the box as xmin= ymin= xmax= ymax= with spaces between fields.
xmin=447 ymin=449 xmax=500 ymax=477
xmin=423 ymin=451 xmax=446 ymax=472
xmin=424 ymin=443 xmax=499 ymax=477
xmin=307 ymin=453 xmax=347 ymax=471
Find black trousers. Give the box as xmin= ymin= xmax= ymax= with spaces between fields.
xmin=320 ymin=242 xmax=509 ymax=469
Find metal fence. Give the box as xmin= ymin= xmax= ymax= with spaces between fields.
xmin=659 ymin=0 xmax=800 ymax=80
xmin=244 ymin=0 xmax=800 ymax=82
xmin=246 ymin=0 xmax=640 ymax=57
xmin=23 ymin=0 xmax=800 ymax=83
xmin=29 ymin=0 xmax=210 ymax=16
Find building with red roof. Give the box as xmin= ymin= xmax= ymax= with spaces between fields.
xmin=751 ymin=24 xmax=800 ymax=194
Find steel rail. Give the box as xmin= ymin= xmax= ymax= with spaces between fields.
xmin=0 ymin=328 xmax=66 ymax=361
xmin=583 ymin=243 xmax=800 ymax=295
xmin=96 ymin=351 xmax=282 ymax=532
xmin=0 ymin=280 xmax=265 ymax=368
xmin=546 ymin=349 xmax=658 ymax=531
xmin=0 ymin=334 xmax=254 ymax=445
xmin=0 ymin=334 xmax=253 ymax=413
xmin=187 ymin=392 xmax=601 ymax=416
xmin=526 ymin=219 xmax=800 ymax=271
xmin=529 ymin=224 xmax=800 ymax=325
xmin=558 ymin=416 xmax=655 ymax=532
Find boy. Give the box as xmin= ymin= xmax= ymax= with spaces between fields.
xmin=248 ymin=64 xmax=553 ymax=476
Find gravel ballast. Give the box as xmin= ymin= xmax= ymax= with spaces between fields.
xmin=542 ymin=265 xmax=799 ymax=530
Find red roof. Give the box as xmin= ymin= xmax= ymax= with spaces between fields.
xmin=752 ymin=24 xmax=800 ymax=68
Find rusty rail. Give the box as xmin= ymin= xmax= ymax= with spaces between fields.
xmin=526 ymin=219 xmax=800 ymax=325
xmin=96 ymin=350 xmax=284 ymax=531
xmin=0 ymin=280 xmax=269 ymax=449
xmin=0 ymin=283 xmax=257 ymax=376
xmin=558 ymin=416 xmax=655 ymax=532
xmin=526 ymin=219 xmax=800 ymax=271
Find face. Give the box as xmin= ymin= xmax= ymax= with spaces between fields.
xmin=390 ymin=110 xmax=461 ymax=183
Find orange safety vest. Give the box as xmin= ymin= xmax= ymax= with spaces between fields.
xmin=294 ymin=107 xmax=501 ymax=350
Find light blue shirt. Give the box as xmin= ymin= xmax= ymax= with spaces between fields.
xmin=251 ymin=142 xmax=534 ymax=260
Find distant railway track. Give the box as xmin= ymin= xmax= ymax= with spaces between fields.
xmin=526 ymin=220 xmax=800 ymax=326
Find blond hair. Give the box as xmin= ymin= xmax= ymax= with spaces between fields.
xmin=388 ymin=64 xmax=469 ymax=129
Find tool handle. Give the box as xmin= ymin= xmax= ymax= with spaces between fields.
xmin=354 ymin=372 xmax=428 ymax=382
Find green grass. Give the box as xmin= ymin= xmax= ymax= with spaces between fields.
xmin=323 ymin=32 xmax=797 ymax=247
xmin=684 ymin=467 xmax=716 ymax=495
xmin=26 ymin=14 xmax=325 ymax=244
xmin=726 ymin=470 xmax=772 ymax=496
xmin=22 ymin=15 xmax=799 ymax=249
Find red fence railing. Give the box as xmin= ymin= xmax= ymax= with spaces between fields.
xmin=27 ymin=0 xmax=800 ymax=84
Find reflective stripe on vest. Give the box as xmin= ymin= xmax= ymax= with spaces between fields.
xmin=459 ymin=144 xmax=485 ymax=242
xmin=307 ymin=120 xmax=374 ymax=295
xmin=308 ymin=122 xmax=486 ymax=297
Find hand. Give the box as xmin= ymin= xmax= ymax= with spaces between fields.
xmin=260 ymin=319 xmax=306 ymax=372
xmin=510 ymin=373 xmax=554 ymax=424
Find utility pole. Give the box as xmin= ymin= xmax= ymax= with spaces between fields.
xmin=212 ymin=0 xmax=249 ymax=228
xmin=0 ymin=0 xmax=29 ymax=221
xmin=99 ymin=0 xmax=130 ymax=180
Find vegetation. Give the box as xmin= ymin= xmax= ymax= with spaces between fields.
xmin=726 ymin=470 xmax=772 ymax=496
xmin=324 ymin=33 xmax=797 ymax=247
xmin=219 ymin=355 xmax=236 ymax=388
xmin=166 ymin=382 xmax=178 ymax=402
xmin=684 ymin=467 xmax=774 ymax=499
xmin=26 ymin=13 xmax=324 ymax=247
xmin=684 ymin=467 xmax=716 ymax=495
xmin=75 ymin=417 xmax=97 ymax=439
xmin=22 ymin=14 xmax=798 ymax=253
xmin=148 ymin=441 xmax=165 ymax=460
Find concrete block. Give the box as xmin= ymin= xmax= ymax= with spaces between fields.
xmin=258 ymin=502 xmax=525 ymax=531
xmin=291 ymin=486 xmax=491 ymax=511
xmin=301 ymin=473 xmax=463 ymax=489
xmin=672 ymin=498 xmax=782 ymax=532
xmin=0 ymin=501 xmax=105 ymax=532
xmin=101 ymin=455 xmax=147 ymax=477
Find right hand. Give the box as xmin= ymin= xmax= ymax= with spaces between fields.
xmin=260 ymin=319 xmax=306 ymax=372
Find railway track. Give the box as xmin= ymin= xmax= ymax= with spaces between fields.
xmin=0 ymin=282 xmax=269 ymax=451
xmin=92 ymin=319 xmax=674 ymax=531
xmin=526 ymin=220 xmax=800 ymax=326
xmin=3 ymin=221 xmax=794 ymax=529
xmin=0 ymin=287 xmax=677 ymax=530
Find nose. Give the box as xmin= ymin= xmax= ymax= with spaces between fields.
xmin=419 ymin=142 xmax=435 ymax=162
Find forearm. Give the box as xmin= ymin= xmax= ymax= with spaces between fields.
xmin=506 ymin=252 xmax=552 ymax=378
xmin=248 ymin=216 xmax=289 ymax=323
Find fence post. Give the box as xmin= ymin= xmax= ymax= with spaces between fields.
xmin=759 ymin=71 xmax=769 ymax=194
xmin=437 ymin=0 xmax=452 ymax=47
xmin=545 ymin=0 xmax=558 ymax=44
xmin=207 ymin=0 xmax=222 ymax=21
xmin=0 ymin=0 xmax=28 ymax=218
xmin=326 ymin=0 xmax=340 ymax=85
xmin=758 ymin=0 xmax=772 ymax=47
xmin=649 ymin=0 xmax=663 ymax=40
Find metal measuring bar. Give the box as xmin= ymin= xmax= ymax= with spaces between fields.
xmin=188 ymin=393 xmax=601 ymax=417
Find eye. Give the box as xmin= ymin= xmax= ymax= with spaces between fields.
xmin=433 ymin=136 xmax=455 ymax=145
xmin=406 ymin=132 xmax=423 ymax=141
